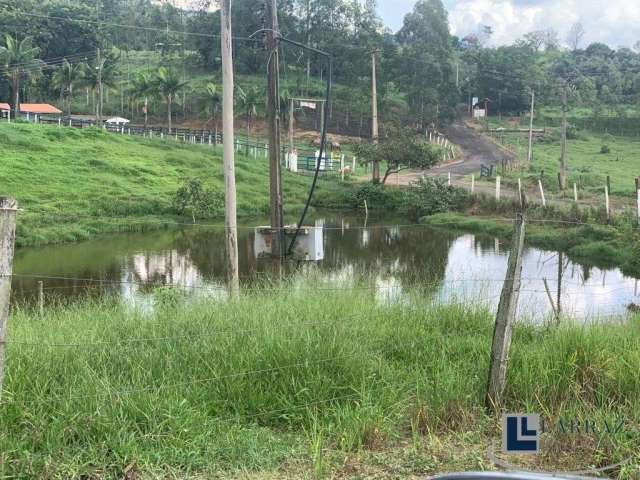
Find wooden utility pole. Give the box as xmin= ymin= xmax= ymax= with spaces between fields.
xmin=221 ymin=0 xmax=239 ymax=296
xmin=266 ymin=0 xmax=284 ymax=257
xmin=96 ymin=47 xmax=103 ymax=126
xmin=485 ymin=213 xmax=526 ymax=412
xmin=527 ymin=89 xmax=535 ymax=164
xmin=371 ymin=50 xmax=380 ymax=183
xmin=559 ymin=81 xmax=568 ymax=189
xmin=288 ymin=98 xmax=294 ymax=153
xmin=0 ymin=197 xmax=18 ymax=401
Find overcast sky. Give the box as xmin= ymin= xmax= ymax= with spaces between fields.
xmin=379 ymin=0 xmax=639 ymax=49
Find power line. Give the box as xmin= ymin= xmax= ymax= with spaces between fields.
xmin=6 ymin=9 xmax=261 ymax=44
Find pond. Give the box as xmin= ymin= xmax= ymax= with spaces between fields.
xmin=11 ymin=212 xmax=640 ymax=321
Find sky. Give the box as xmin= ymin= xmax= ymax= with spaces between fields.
xmin=378 ymin=0 xmax=640 ymax=49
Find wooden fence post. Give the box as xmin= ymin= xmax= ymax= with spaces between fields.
xmin=605 ymin=185 xmax=610 ymax=222
xmin=448 ymin=172 xmax=451 ymax=186
xmin=636 ymin=178 xmax=640 ymax=224
xmin=485 ymin=213 xmax=526 ymax=412
xmin=573 ymin=182 xmax=578 ymax=203
xmin=0 ymin=197 xmax=18 ymax=401
xmin=538 ymin=179 xmax=546 ymax=207
xmin=495 ymin=175 xmax=501 ymax=201
xmin=38 ymin=280 xmax=44 ymax=316
xmin=517 ymin=178 xmax=522 ymax=208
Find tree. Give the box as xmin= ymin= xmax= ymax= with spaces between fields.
xmin=567 ymin=22 xmax=585 ymax=51
xmin=82 ymin=50 xmax=120 ymax=121
xmin=236 ymin=85 xmax=261 ymax=149
xmin=355 ymin=125 xmax=441 ymax=185
xmin=396 ymin=0 xmax=457 ymax=127
xmin=204 ymin=82 xmax=221 ymax=131
xmin=155 ymin=66 xmax=188 ymax=133
xmin=52 ymin=58 xmax=85 ymax=117
xmin=130 ymin=72 xmax=154 ymax=128
xmin=0 ymin=34 xmax=42 ymax=114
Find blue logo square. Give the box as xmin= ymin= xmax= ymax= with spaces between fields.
xmin=502 ymin=413 xmax=540 ymax=454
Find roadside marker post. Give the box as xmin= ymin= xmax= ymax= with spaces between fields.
xmin=496 ymin=176 xmax=501 ymax=201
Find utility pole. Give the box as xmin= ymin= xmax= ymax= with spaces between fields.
xmin=96 ymin=47 xmax=103 ymax=127
xmin=371 ymin=50 xmax=380 ymax=183
xmin=527 ymin=89 xmax=535 ymax=164
xmin=559 ymin=80 xmax=568 ymax=190
xmin=221 ymin=0 xmax=239 ymax=296
xmin=266 ymin=0 xmax=284 ymax=256
xmin=288 ymin=98 xmax=294 ymax=154
xmin=456 ymin=62 xmax=459 ymax=88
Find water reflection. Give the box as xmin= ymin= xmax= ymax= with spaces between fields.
xmin=11 ymin=213 xmax=640 ymax=321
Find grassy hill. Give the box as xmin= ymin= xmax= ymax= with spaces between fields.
xmin=0 ymin=122 xmax=353 ymax=247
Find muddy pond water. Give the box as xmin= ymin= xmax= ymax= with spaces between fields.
xmin=11 ymin=213 xmax=640 ymax=322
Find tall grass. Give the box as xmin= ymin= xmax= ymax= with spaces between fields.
xmin=1 ymin=280 xmax=639 ymax=478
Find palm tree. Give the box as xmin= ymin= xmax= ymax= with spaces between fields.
xmin=52 ymin=59 xmax=85 ymax=117
xmin=155 ymin=67 xmax=188 ymax=133
xmin=130 ymin=72 xmax=154 ymax=128
xmin=0 ymin=34 xmax=42 ymax=115
xmin=237 ymin=85 xmax=262 ymax=153
xmin=82 ymin=50 xmax=120 ymax=123
xmin=204 ymin=83 xmax=221 ymax=131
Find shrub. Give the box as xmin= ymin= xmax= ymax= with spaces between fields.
xmin=348 ymin=182 xmax=406 ymax=210
xmin=405 ymin=178 xmax=469 ymax=219
xmin=173 ymin=178 xmax=225 ymax=221
xmin=600 ymin=145 xmax=611 ymax=154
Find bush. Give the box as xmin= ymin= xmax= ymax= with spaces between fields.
xmin=600 ymin=145 xmax=611 ymax=154
xmin=405 ymin=178 xmax=469 ymax=219
xmin=348 ymin=182 xmax=406 ymax=210
xmin=173 ymin=178 xmax=225 ymax=220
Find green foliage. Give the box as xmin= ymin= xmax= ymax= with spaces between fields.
xmin=405 ymin=178 xmax=469 ymax=219
xmin=601 ymin=144 xmax=611 ymax=154
xmin=348 ymin=183 xmax=407 ymax=210
xmin=173 ymin=178 xmax=225 ymax=220
xmin=2 ymin=283 xmax=639 ymax=477
xmin=355 ymin=125 xmax=442 ymax=185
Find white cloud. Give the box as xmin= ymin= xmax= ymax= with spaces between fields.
xmin=446 ymin=0 xmax=640 ymax=48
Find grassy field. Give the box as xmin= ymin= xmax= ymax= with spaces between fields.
xmin=0 ymin=122 xmax=355 ymax=247
xmin=1 ymin=279 xmax=639 ymax=478
xmin=483 ymin=118 xmax=640 ymax=196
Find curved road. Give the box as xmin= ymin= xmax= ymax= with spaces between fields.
xmin=389 ymin=122 xmax=515 ymax=184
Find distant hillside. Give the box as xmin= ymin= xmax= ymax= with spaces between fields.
xmin=0 ymin=122 xmax=351 ymax=246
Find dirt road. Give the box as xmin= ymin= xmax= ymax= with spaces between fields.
xmin=387 ymin=122 xmax=515 ymax=185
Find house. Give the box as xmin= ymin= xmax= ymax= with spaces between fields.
xmin=0 ymin=103 xmax=62 ymax=121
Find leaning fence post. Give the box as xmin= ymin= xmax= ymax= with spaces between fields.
xmin=538 ymin=179 xmax=546 ymax=207
xmin=0 ymin=197 xmax=18 ymax=401
xmin=485 ymin=213 xmax=526 ymax=412
xmin=38 ymin=280 xmax=44 ymax=316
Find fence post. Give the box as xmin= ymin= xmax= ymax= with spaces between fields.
xmin=448 ymin=172 xmax=451 ymax=186
xmin=471 ymin=174 xmax=475 ymax=194
xmin=636 ymin=178 xmax=640 ymax=224
xmin=517 ymin=178 xmax=522 ymax=208
xmin=538 ymin=179 xmax=546 ymax=207
xmin=605 ymin=185 xmax=610 ymax=222
xmin=0 ymin=197 xmax=18 ymax=401
xmin=485 ymin=213 xmax=526 ymax=412
xmin=38 ymin=280 xmax=44 ymax=316
xmin=495 ymin=175 xmax=501 ymax=201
